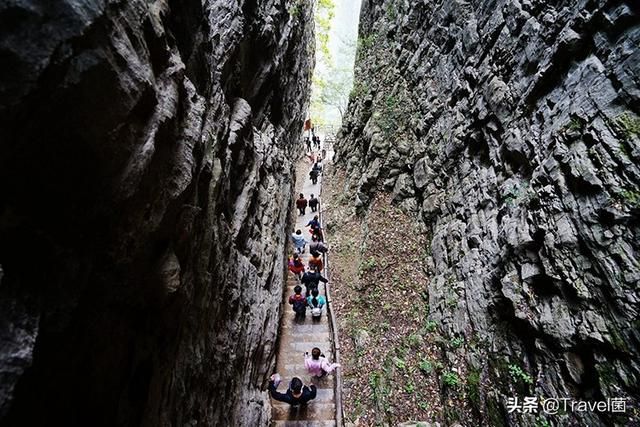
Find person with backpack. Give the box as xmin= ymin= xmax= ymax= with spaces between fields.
xmin=308 ymin=250 xmax=323 ymax=272
xmin=268 ymin=375 xmax=317 ymax=405
xmin=306 ymin=215 xmax=321 ymax=233
xmin=289 ymin=285 xmax=307 ymax=318
xmin=311 ymin=226 xmax=324 ymax=242
xmin=306 ymin=288 xmax=326 ymax=318
xmin=296 ymin=193 xmax=308 ymax=215
xmin=304 ymin=347 xmax=340 ymax=378
xmin=301 ymin=265 xmax=328 ymax=297
xmin=291 ymin=229 xmax=306 ymax=254
xmin=309 ymin=235 xmax=328 ymax=254
xmin=308 ymin=194 xmax=319 ymax=212
xmin=288 ymin=253 xmax=305 ymax=279
xmin=309 ymin=167 xmax=319 ymax=185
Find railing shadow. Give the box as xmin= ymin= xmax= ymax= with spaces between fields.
xmin=318 ymin=152 xmax=344 ymax=427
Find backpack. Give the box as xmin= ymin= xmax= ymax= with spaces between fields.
xmin=293 ymin=299 xmax=306 ymax=314
xmin=311 ymin=297 xmax=322 ymax=317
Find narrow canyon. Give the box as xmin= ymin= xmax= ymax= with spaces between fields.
xmin=0 ymin=1 xmax=638 ymax=426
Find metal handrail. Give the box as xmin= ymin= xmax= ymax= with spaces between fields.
xmin=318 ymin=166 xmax=344 ymax=427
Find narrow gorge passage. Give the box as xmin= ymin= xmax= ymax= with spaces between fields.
xmin=271 ymin=141 xmax=338 ymax=426
xmin=0 ymin=1 xmax=639 ymax=427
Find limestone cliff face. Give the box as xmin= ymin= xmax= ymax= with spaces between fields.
xmin=337 ymin=0 xmax=639 ymax=425
xmin=0 ymin=1 xmax=313 ymax=425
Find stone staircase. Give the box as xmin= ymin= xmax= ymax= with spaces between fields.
xmin=271 ymin=157 xmax=337 ymax=427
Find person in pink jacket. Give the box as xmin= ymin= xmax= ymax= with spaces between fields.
xmin=304 ymin=347 xmax=340 ymax=378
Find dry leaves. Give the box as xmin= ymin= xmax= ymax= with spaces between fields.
xmin=323 ymin=167 xmax=475 ymax=426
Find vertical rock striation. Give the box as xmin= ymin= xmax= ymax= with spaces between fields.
xmin=337 ymin=0 xmax=639 ymax=425
xmin=0 ymin=1 xmax=313 ymax=426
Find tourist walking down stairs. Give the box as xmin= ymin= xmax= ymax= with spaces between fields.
xmin=304 ymin=347 xmax=340 ymax=378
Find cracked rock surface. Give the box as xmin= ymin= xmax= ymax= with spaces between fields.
xmin=336 ymin=0 xmax=639 ymax=425
xmin=0 ymin=1 xmax=313 ymax=425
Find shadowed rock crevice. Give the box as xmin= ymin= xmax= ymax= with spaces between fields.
xmin=0 ymin=1 xmax=314 ymax=426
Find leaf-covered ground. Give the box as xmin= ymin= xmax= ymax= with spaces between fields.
xmin=323 ymin=166 xmax=475 ymax=426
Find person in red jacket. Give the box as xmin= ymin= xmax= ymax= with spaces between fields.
xmin=288 ymin=285 xmax=307 ymax=318
xmin=288 ymin=253 xmax=305 ymax=279
xmin=296 ymin=193 xmax=308 ymax=215
xmin=308 ymin=250 xmax=323 ymax=273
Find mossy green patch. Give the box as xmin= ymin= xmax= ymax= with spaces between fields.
xmin=616 ymin=112 xmax=640 ymax=139
xmin=467 ymin=368 xmax=481 ymax=412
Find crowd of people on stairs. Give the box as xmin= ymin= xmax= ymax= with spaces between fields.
xmin=270 ymin=134 xmax=340 ymax=409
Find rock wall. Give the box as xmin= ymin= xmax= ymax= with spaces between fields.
xmin=0 ymin=1 xmax=313 ymax=426
xmin=336 ymin=0 xmax=639 ymax=425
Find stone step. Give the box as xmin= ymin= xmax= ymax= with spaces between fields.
xmin=272 ymin=420 xmax=336 ymax=427
xmin=271 ymin=403 xmax=336 ymax=421
xmin=277 ymin=366 xmax=336 ymax=383
xmin=279 ymin=317 xmax=331 ymax=329
xmin=278 ymin=331 xmax=330 ymax=341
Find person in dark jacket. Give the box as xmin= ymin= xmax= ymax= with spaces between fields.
xmin=306 ymin=215 xmax=324 ymax=242
xmin=309 ymin=194 xmax=319 ymax=212
xmin=301 ymin=266 xmax=328 ymax=297
xmin=312 ymin=226 xmax=324 ymax=242
xmin=309 ymin=168 xmax=319 ymax=184
xmin=269 ymin=376 xmax=317 ymax=405
xmin=309 ymin=235 xmax=328 ymax=254
xmin=306 ymin=215 xmax=321 ymax=231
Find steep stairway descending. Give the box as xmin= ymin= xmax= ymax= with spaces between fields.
xmin=271 ymin=153 xmax=337 ymax=427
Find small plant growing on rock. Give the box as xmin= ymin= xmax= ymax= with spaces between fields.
xmin=424 ymin=319 xmax=438 ymax=333
xmin=618 ymin=143 xmax=630 ymax=158
xmin=393 ymin=356 xmax=406 ymax=370
xmin=467 ymin=369 xmax=481 ymax=410
xmin=450 ymin=337 xmax=464 ymax=349
xmin=360 ymin=256 xmax=377 ymax=272
xmin=288 ymin=3 xmax=301 ymax=18
xmin=535 ymin=417 xmax=552 ymax=427
xmin=616 ymin=188 xmax=640 ymax=208
xmin=408 ymin=333 xmax=423 ymax=348
xmin=385 ymin=2 xmax=398 ymax=20
xmin=349 ymin=81 xmax=369 ymax=100
xmin=564 ymin=116 xmax=584 ymax=132
xmin=368 ymin=371 xmax=380 ymax=387
xmin=419 ymin=358 xmax=433 ymax=375
xmin=616 ymin=112 xmax=640 ymax=139
xmin=442 ymin=371 xmax=460 ymax=387
xmin=405 ymin=381 xmax=415 ymax=394
xmin=508 ymin=364 xmax=534 ymax=385
xmin=358 ymin=33 xmax=378 ymax=51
